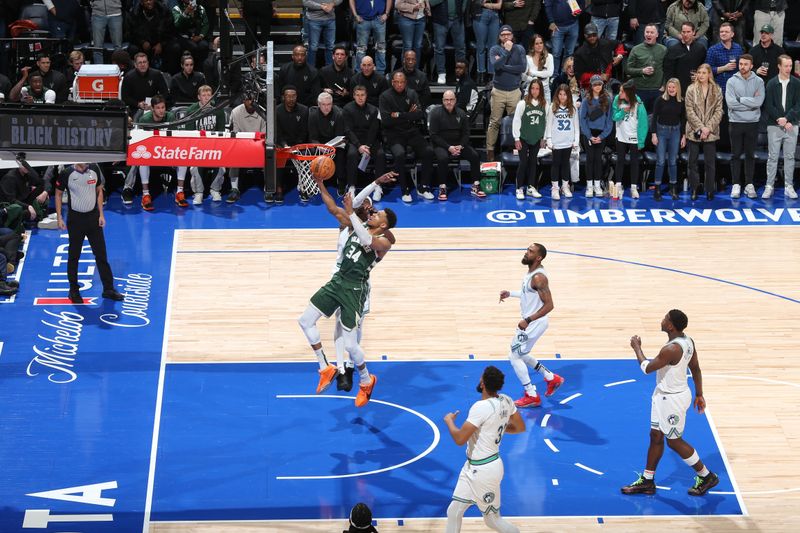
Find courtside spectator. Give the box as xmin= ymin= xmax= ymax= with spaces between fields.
xmin=122 ymin=52 xmax=171 ymax=115
xmin=352 ymin=55 xmax=388 ymax=107
xmin=351 ymin=0 xmax=390 ymax=73
xmin=430 ymin=0 xmax=467 ymax=84
xmin=277 ymin=45 xmax=322 ymax=107
xmin=304 ymin=0 xmax=341 ymax=66
xmin=663 ymin=21 xmax=707 ymax=94
xmin=343 ymin=85 xmax=386 ymax=197
xmin=393 ymin=50 xmax=432 ymax=108
xmin=171 ymin=54 xmax=206 ymax=103
xmin=395 ymin=0 xmax=430 ymax=63
xmin=429 ymin=90 xmax=481 ymax=200
xmin=664 ymin=0 xmax=709 ymax=48
xmin=320 ymin=45 xmax=353 ymax=107
xmin=226 ymin=93 xmax=267 ymax=204
xmin=379 ymin=71 xmax=435 ymax=202
xmin=544 ymin=0 xmax=584 ymax=75
xmin=486 ymin=25 xmax=526 ymax=161
xmin=750 ymin=24 xmax=785 ymax=82
xmin=626 ymin=23 xmax=668 ymax=111
xmin=752 ymin=0 xmax=786 ymax=47
xmin=90 ymin=0 xmax=124 ymax=65
xmin=573 ymin=22 xmax=625 ymax=91
xmin=172 ymin=0 xmax=211 ymax=67
xmin=127 ymin=0 xmax=180 ymax=74
xmin=274 ymin=85 xmax=310 ymax=203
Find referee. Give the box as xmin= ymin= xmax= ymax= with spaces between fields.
xmin=55 ymin=164 xmax=125 ymax=304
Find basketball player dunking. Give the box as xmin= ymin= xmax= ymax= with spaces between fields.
xmin=499 ymin=243 xmax=564 ymax=407
xmin=298 ymin=184 xmax=398 ymax=407
xmin=320 ymin=172 xmax=397 ymax=392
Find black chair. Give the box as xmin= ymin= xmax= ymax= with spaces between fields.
xmin=499 ymin=115 xmax=519 ymax=189
xmin=19 ymin=4 xmax=51 ymax=35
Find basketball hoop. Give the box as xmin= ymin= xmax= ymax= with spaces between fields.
xmin=276 ymin=143 xmax=336 ymax=196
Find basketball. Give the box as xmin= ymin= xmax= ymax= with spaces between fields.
xmin=310 ymin=156 xmax=335 ymax=180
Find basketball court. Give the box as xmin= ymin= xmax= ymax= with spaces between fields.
xmin=2 ymin=187 xmax=799 ymax=532
xmin=3 ymin=41 xmax=800 ymax=531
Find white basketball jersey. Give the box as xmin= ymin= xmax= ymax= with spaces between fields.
xmin=332 ymin=227 xmax=351 ymax=275
xmin=465 ymin=394 xmax=517 ymax=460
xmin=519 ymin=267 xmax=546 ymax=319
xmin=655 ymin=335 xmax=695 ymax=394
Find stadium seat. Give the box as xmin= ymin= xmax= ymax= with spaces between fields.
xmin=19 ymin=4 xmax=50 ymax=35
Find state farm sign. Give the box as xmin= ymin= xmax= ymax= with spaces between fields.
xmin=126 ymin=129 xmax=265 ymax=168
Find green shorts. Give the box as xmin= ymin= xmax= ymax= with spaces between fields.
xmin=309 ymin=277 xmax=366 ymax=330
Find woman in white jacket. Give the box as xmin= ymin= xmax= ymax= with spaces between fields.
xmin=523 ymin=34 xmax=554 ymax=103
xmin=545 ymin=84 xmax=580 ymax=200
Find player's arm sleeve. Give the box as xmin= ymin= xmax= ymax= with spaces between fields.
xmin=353 ymin=182 xmax=377 ymax=207
xmin=348 ymin=213 xmax=373 ymax=246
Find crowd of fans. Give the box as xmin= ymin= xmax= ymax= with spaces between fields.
xmin=1 ymin=0 xmax=800 ymax=224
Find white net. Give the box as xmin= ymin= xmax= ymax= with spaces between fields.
xmin=290 ymin=144 xmax=336 ymax=197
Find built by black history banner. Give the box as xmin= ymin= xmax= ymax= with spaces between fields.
xmin=0 ymin=104 xmax=128 ymax=154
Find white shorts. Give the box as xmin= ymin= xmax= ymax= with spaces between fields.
xmin=650 ymin=388 xmax=692 ymax=439
xmin=510 ymin=317 xmax=549 ymax=356
xmin=452 ymin=457 xmax=504 ymax=514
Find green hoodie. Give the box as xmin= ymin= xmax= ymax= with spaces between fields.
xmin=611 ymin=94 xmax=649 ymax=149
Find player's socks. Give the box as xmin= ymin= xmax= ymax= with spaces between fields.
xmin=177 ymin=186 xmax=184 ymax=193
xmin=524 ymin=383 xmax=536 ymax=396
xmin=521 ymin=355 xmax=554 ymax=381
xmin=334 ymin=336 xmax=346 ymax=373
xmin=643 ymin=470 xmax=655 ymax=480
xmin=534 ymin=361 xmax=554 ymax=381
xmin=315 ymin=348 xmax=328 ymax=370
xmin=358 ymin=366 xmax=370 ymax=384
xmin=697 ymin=466 xmax=710 ymax=478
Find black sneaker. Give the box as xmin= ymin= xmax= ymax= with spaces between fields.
xmin=0 ymin=280 xmax=17 ymax=295
xmin=336 ymin=366 xmax=354 ymax=392
xmin=621 ymin=474 xmax=656 ymax=495
xmin=0 ymin=285 xmax=16 ymax=296
xmin=69 ymin=290 xmax=82 ymax=304
xmin=102 ymin=289 xmax=125 ymax=301
xmin=654 ymin=186 xmax=662 ymax=201
xmin=264 ymin=191 xmax=275 ymax=203
xmin=670 ymin=184 xmax=679 ymax=200
xmin=688 ymin=472 xmax=719 ymax=496
xmin=121 ymin=188 xmax=134 ymax=205
xmin=299 ymin=190 xmax=310 ymax=203
xmin=226 ymin=188 xmax=240 ymax=204
xmin=275 ymin=190 xmax=284 ymax=204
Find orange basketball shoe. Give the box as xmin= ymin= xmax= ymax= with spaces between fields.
xmin=355 ymin=374 xmax=377 ymax=407
xmin=545 ymin=374 xmax=565 ymax=397
xmin=175 ymin=191 xmax=188 ymax=207
xmin=514 ymin=391 xmax=541 ymax=408
xmin=141 ymin=194 xmax=154 ymax=211
xmin=316 ymin=364 xmax=337 ymax=394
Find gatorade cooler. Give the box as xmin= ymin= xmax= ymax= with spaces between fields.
xmin=73 ymin=64 xmax=122 ymax=102
xmin=479 ymin=161 xmax=501 ymax=195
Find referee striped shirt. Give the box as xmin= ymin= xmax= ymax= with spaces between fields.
xmin=54 ymin=166 xmax=105 ymax=213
